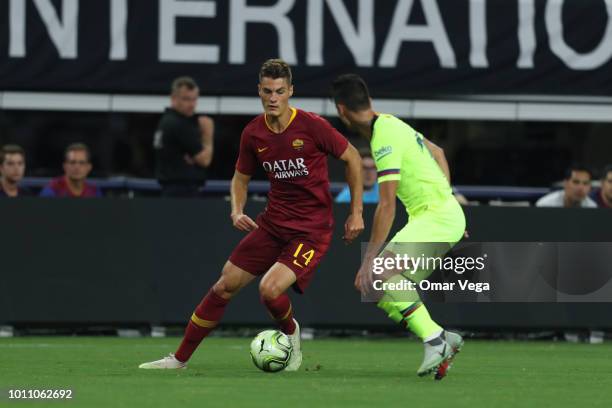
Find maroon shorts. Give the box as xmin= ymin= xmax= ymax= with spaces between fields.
xmin=228 ymin=224 xmax=332 ymax=293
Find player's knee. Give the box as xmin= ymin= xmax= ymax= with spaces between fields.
xmin=213 ymin=268 xmax=241 ymax=297
xmin=259 ymin=280 xmax=282 ymax=301
xmin=212 ymin=279 xmax=235 ymax=298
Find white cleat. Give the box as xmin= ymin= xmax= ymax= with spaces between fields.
xmin=285 ymin=319 xmax=302 ymax=371
xmin=417 ymin=336 xmax=451 ymax=377
xmin=444 ymin=331 xmax=464 ymax=355
xmin=138 ymin=353 xmax=186 ymax=369
xmin=433 ymin=331 xmax=464 ymax=380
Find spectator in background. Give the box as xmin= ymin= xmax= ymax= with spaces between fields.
xmin=0 ymin=144 xmax=31 ymax=197
xmin=591 ymin=165 xmax=612 ymax=208
xmin=336 ymin=151 xmax=379 ymax=203
xmin=154 ymin=76 xmax=214 ymax=197
xmin=40 ymin=143 xmax=101 ymax=198
xmin=536 ymin=165 xmax=596 ymax=208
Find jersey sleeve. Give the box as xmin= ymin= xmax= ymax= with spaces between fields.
xmin=371 ymin=127 xmax=402 ymax=183
xmin=235 ymin=128 xmax=257 ymax=175
xmin=311 ymin=114 xmax=349 ymax=158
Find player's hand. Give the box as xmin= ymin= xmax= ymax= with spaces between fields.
xmin=354 ymin=259 xmax=374 ymax=295
xmin=231 ymin=213 xmax=258 ymax=232
xmin=343 ymin=213 xmax=364 ymax=244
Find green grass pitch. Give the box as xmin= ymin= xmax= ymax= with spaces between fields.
xmin=1 ymin=337 xmax=611 ymax=407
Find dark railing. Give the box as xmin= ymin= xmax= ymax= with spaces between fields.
xmin=20 ymin=177 xmax=551 ymax=201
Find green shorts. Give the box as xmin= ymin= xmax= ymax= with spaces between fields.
xmin=380 ymin=197 xmax=466 ymax=297
xmin=391 ymin=196 xmax=466 ymax=244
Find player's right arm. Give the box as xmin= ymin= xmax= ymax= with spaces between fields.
xmin=423 ymin=137 xmax=450 ymax=183
xmin=230 ymin=170 xmax=258 ymax=232
xmin=231 ymin=126 xmax=259 ymax=232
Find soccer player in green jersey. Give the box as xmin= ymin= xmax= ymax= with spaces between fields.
xmin=331 ymin=74 xmax=466 ymax=380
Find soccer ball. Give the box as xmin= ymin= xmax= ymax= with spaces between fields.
xmin=249 ymin=330 xmax=293 ymax=372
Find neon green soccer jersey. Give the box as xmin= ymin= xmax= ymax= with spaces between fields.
xmin=371 ymin=114 xmax=452 ymax=213
xmin=370 ymin=114 xmax=465 ymax=244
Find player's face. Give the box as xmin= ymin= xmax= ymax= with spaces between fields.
xmin=602 ymin=171 xmax=612 ymax=201
xmin=0 ymin=153 xmax=25 ymax=183
xmin=258 ymin=77 xmax=293 ymax=118
xmin=362 ymin=157 xmax=377 ymax=188
xmin=564 ymin=170 xmax=591 ymax=204
xmin=171 ymin=86 xmax=199 ymax=117
xmin=63 ymin=150 xmax=92 ymax=182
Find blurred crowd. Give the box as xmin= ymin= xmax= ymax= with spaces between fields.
xmin=2 ymin=138 xmax=610 ymax=209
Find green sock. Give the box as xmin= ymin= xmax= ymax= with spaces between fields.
xmin=377 ymin=300 xmax=442 ymax=340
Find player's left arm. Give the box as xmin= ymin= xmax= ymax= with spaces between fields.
xmin=424 ymin=137 xmax=469 ymax=237
xmin=423 ymin=138 xmax=450 ymax=183
xmin=338 ymin=143 xmax=365 ymax=243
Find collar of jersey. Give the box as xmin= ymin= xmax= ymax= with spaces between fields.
xmin=265 ymin=107 xmax=297 ymax=134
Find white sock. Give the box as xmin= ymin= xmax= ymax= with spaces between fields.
xmin=423 ymin=329 xmax=443 ymax=343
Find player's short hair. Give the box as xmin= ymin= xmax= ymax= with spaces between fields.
xmin=0 ymin=144 xmax=25 ymax=165
xmin=564 ymin=164 xmax=592 ymax=180
xmin=64 ymin=143 xmax=91 ymax=162
xmin=171 ymin=76 xmax=199 ymax=94
xmin=259 ymin=59 xmax=292 ymax=85
xmin=331 ymin=74 xmax=372 ymax=112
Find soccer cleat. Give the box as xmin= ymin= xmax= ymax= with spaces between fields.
xmin=444 ymin=331 xmax=464 ymax=355
xmin=416 ymin=335 xmax=451 ymax=378
xmin=434 ymin=331 xmax=464 ymax=380
xmin=285 ymin=319 xmax=302 ymax=371
xmin=138 ymin=353 xmax=186 ymax=369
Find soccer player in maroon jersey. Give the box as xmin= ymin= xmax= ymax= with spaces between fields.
xmin=140 ymin=59 xmax=364 ymax=370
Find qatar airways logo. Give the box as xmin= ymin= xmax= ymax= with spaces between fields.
xmin=262 ymin=158 xmax=309 ymax=180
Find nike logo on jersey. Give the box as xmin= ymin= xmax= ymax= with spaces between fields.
xmin=257 ymin=147 xmax=268 ymax=153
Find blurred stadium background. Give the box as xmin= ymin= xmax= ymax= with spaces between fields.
xmin=1 ymin=1 xmax=611 ymax=406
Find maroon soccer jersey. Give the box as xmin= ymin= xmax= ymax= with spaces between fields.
xmin=236 ymin=108 xmax=348 ymax=233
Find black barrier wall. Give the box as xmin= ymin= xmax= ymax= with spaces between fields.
xmin=1 ymin=199 xmax=611 ymax=329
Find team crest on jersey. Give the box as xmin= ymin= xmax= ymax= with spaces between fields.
xmin=292 ymin=139 xmax=304 ymax=150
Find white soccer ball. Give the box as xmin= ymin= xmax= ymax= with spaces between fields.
xmin=249 ymin=329 xmax=293 ymax=372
